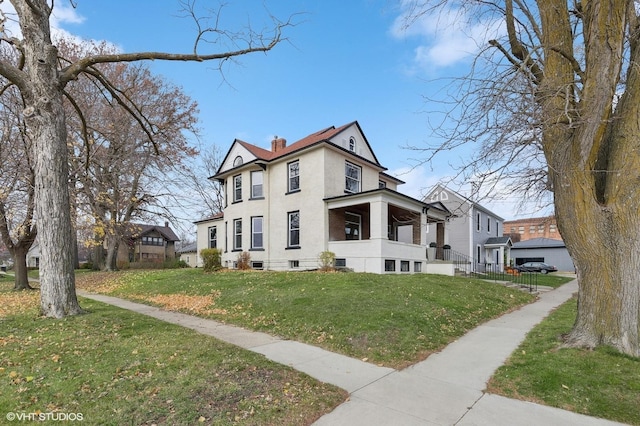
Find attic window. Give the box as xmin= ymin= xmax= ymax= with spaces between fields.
xmin=233 ymin=156 xmax=243 ymax=167
xmin=348 ymin=137 xmax=356 ymax=152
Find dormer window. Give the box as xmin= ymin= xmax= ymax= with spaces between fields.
xmin=348 ymin=137 xmax=356 ymax=152
xmin=233 ymin=156 xmax=243 ymax=167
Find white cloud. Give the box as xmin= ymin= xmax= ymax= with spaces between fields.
xmin=390 ymin=3 xmax=504 ymax=71
xmin=389 ymin=166 xmax=443 ymax=201
xmin=0 ymin=2 xmax=84 ymax=39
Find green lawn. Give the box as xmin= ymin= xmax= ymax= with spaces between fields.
xmin=0 ymin=285 xmax=346 ymax=425
xmin=488 ymin=297 xmax=640 ymax=425
xmin=77 ymin=269 xmax=536 ymax=368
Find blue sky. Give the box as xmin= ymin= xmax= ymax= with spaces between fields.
xmin=6 ymin=0 xmax=547 ymax=222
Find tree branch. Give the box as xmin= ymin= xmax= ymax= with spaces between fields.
xmin=59 ymin=19 xmax=286 ymax=86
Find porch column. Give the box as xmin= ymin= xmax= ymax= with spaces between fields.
xmin=370 ymin=199 xmax=388 ymax=240
xmin=420 ymin=212 xmax=428 ymax=246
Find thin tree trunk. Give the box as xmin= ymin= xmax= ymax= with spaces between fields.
xmin=12 ymin=245 xmax=34 ymax=291
xmin=92 ymin=241 xmax=105 ymax=271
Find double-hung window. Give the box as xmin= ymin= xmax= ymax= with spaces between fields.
xmin=345 ymin=161 xmax=361 ymax=193
xmin=233 ymin=219 xmax=242 ymax=250
xmin=233 ymin=175 xmax=242 ymax=202
xmin=208 ymin=226 xmax=217 ymax=248
xmin=288 ymin=211 xmax=300 ymax=247
xmin=345 ymin=212 xmax=361 ymax=240
xmin=288 ymin=160 xmax=300 ymax=192
xmin=251 ymin=216 xmax=263 ymax=249
xmin=251 ymin=170 xmax=263 ymax=199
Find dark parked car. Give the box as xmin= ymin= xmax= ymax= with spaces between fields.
xmin=516 ymin=262 xmax=557 ymax=274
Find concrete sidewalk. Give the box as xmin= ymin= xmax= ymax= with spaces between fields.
xmin=78 ymin=282 xmax=628 ymax=426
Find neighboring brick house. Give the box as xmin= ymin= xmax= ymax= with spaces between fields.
xmin=425 ymin=185 xmax=510 ymax=273
xmin=195 ymin=121 xmax=452 ymax=274
xmin=503 ymin=216 xmax=561 ymax=242
xmin=117 ymin=222 xmax=179 ymax=264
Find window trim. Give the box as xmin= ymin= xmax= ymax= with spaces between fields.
xmin=348 ymin=136 xmax=356 ymax=152
xmin=250 ymin=170 xmax=264 ymax=199
xmin=233 ymin=218 xmax=242 ymax=251
xmin=384 ymin=259 xmax=396 ymax=272
xmin=288 ymin=211 xmax=300 ymax=248
xmin=287 ymin=160 xmax=300 ymax=193
xmin=208 ymin=226 xmax=217 ymax=249
xmin=345 ymin=161 xmax=361 ymax=193
xmin=345 ymin=211 xmax=362 ymax=240
xmin=251 ymin=216 xmax=264 ymax=249
xmin=233 ymin=174 xmax=242 ymax=203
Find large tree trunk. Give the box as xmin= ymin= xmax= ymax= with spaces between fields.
xmin=555 ymin=178 xmax=640 ymax=357
xmin=536 ymin=0 xmax=639 ymax=356
xmin=104 ymin=235 xmax=120 ymax=271
xmin=12 ymin=245 xmax=34 ymax=291
xmin=17 ymin=1 xmax=82 ymax=317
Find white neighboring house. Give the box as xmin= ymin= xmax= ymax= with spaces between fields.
xmin=425 ymin=184 xmax=511 ymax=273
xmin=193 ymin=213 xmax=224 ymax=268
xmin=195 ymin=121 xmax=452 ymax=274
xmin=26 ymin=241 xmax=40 ymax=268
xmin=177 ymin=242 xmax=198 ymax=268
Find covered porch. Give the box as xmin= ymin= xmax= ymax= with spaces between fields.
xmin=324 ymin=189 xmax=450 ymax=274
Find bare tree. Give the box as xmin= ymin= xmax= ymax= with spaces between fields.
xmin=0 ymin=77 xmax=36 ymax=290
xmin=403 ymin=0 xmax=640 ymax=356
xmin=61 ymin=42 xmax=200 ymax=271
xmin=177 ymin=144 xmax=225 ymax=220
xmin=0 ymin=0 xmax=291 ymax=317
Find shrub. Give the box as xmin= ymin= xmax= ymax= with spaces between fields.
xmin=162 ymin=259 xmax=189 ymax=269
xmin=318 ymin=251 xmax=336 ymax=272
xmin=201 ymin=248 xmax=222 ymax=272
xmin=236 ymin=251 xmax=251 ymax=270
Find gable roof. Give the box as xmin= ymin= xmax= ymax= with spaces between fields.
xmin=485 ymin=236 xmax=513 ymax=247
xmin=426 ymin=184 xmax=505 ymax=220
xmin=126 ymin=223 xmax=180 ymax=242
xmin=214 ymin=121 xmax=383 ymax=179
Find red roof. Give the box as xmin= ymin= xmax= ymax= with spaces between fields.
xmin=235 ymin=122 xmax=354 ymax=162
xmin=213 ymin=121 xmax=384 ymax=180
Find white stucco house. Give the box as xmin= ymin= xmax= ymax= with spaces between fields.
xmin=194 ymin=121 xmax=452 ymax=274
xmin=425 ymin=185 xmax=511 ymax=273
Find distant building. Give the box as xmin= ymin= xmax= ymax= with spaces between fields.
xmin=425 ymin=184 xmax=510 ymax=273
xmin=116 ymin=222 xmax=180 ymax=264
xmin=503 ymin=216 xmax=561 ymax=242
xmin=511 ymin=237 xmax=574 ymax=272
xmin=177 ymin=242 xmax=198 ymax=267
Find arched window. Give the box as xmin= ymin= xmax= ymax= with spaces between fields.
xmin=233 ymin=156 xmax=243 ymax=167
xmin=348 ymin=137 xmax=356 ymax=152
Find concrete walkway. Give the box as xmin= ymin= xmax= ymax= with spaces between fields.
xmin=78 ymin=282 xmax=628 ymax=426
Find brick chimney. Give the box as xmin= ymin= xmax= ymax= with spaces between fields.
xmin=271 ymin=136 xmax=287 ymax=153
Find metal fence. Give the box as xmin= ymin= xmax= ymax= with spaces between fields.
xmin=481 ymin=262 xmax=538 ymax=293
